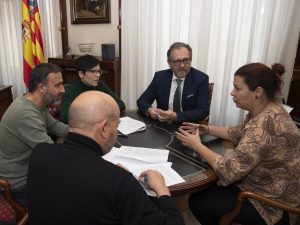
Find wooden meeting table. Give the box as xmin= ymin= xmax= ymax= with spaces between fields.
xmin=116 ymin=111 xmax=225 ymax=197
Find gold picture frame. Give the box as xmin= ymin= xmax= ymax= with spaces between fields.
xmin=71 ymin=0 xmax=111 ymax=24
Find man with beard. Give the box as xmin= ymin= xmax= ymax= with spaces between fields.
xmin=137 ymin=42 xmax=210 ymax=123
xmin=0 ymin=63 xmax=68 ymax=208
xmin=27 ymin=91 xmax=185 ymax=225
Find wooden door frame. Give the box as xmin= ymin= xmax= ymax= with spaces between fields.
xmin=59 ymin=0 xmax=69 ymax=57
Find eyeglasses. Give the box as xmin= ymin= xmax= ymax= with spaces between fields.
xmin=86 ymin=69 xmax=103 ymax=75
xmin=170 ymin=58 xmax=191 ymax=66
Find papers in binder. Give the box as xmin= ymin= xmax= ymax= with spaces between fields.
xmin=103 ymin=146 xmax=185 ymax=196
xmin=118 ymin=116 xmax=146 ymax=135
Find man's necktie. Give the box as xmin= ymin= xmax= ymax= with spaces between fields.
xmin=173 ymin=79 xmax=182 ymax=112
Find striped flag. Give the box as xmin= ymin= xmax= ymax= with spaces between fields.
xmin=22 ymin=0 xmax=44 ymax=88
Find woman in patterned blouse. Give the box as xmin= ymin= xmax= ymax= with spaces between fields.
xmin=176 ymin=63 xmax=300 ymax=225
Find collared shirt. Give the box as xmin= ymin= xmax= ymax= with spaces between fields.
xmin=168 ymin=74 xmax=185 ymax=111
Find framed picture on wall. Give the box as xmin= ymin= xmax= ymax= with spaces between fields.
xmin=71 ymin=0 xmax=111 ymax=24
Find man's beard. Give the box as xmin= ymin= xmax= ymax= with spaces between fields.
xmin=174 ymin=69 xmax=189 ymax=78
xmin=44 ymin=92 xmax=61 ymax=106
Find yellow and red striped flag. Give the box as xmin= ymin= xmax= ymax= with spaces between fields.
xmin=22 ymin=0 xmax=44 ymax=88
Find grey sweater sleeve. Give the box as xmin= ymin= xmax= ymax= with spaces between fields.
xmin=45 ymin=111 xmax=68 ymax=138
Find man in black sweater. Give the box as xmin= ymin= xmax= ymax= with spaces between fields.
xmin=27 ymin=91 xmax=185 ymax=225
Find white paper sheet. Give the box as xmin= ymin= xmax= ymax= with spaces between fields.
xmin=118 ymin=116 xmax=146 ymax=135
xmin=102 ymin=146 xmax=185 ymax=195
xmin=118 ymin=146 xmax=169 ymax=163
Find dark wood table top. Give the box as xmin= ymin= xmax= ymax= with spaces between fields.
xmin=116 ymin=111 xmax=224 ymax=196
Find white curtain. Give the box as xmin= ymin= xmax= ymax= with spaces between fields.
xmin=0 ymin=0 xmax=62 ymax=98
xmin=121 ymin=0 xmax=300 ymax=126
xmin=0 ymin=0 xmax=25 ymax=97
xmin=38 ymin=0 xmax=62 ymax=59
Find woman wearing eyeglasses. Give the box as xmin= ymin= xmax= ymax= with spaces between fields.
xmin=176 ymin=63 xmax=300 ymax=225
xmin=60 ymin=54 xmax=126 ymax=124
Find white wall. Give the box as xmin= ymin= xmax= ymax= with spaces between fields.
xmin=66 ymin=0 xmax=119 ymax=57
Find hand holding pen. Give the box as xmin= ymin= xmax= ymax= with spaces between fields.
xmin=139 ymin=170 xmax=170 ymax=197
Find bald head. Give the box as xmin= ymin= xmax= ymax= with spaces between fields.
xmin=68 ymin=91 xmax=120 ymax=130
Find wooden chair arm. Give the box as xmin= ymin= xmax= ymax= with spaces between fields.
xmin=18 ymin=213 xmax=29 ymax=225
xmin=0 ymin=179 xmax=27 ymax=223
xmin=219 ymin=191 xmax=300 ymax=225
xmin=198 ymin=82 xmax=214 ymax=125
xmin=239 ymin=191 xmax=300 ymax=214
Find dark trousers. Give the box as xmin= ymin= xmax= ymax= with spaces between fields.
xmin=188 ymin=184 xmax=290 ymax=225
xmin=11 ymin=185 xmax=27 ymax=209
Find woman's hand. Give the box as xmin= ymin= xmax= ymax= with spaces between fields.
xmin=176 ymin=127 xmax=202 ymax=150
xmin=180 ymin=122 xmax=209 ymax=135
xmin=180 ymin=122 xmax=199 ymax=134
xmin=198 ymin=124 xmax=210 ymax=135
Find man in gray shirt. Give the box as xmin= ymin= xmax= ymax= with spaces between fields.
xmin=0 ymin=63 xmax=68 ymax=208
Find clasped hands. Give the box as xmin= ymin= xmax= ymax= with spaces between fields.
xmin=148 ymin=107 xmax=177 ymax=123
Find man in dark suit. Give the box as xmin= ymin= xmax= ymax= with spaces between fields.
xmin=137 ymin=42 xmax=209 ymax=123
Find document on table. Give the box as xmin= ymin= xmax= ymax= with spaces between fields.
xmin=112 ymin=146 xmax=169 ymax=163
xmin=118 ymin=116 xmax=146 ymax=135
xmin=103 ymin=146 xmax=185 ymax=195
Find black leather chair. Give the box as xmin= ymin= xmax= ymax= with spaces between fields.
xmin=201 ymin=82 xmax=214 ymax=124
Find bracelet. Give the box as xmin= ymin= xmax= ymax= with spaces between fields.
xmin=202 ymin=124 xmax=210 ymax=135
xmin=192 ymin=145 xmax=198 ymax=157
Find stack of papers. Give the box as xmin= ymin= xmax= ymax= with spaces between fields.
xmin=103 ymin=146 xmax=185 ymax=196
xmin=118 ymin=117 xmax=146 ymax=135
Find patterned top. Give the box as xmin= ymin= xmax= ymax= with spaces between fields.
xmin=213 ymin=104 xmax=300 ymax=225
